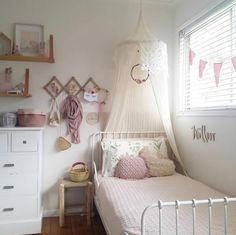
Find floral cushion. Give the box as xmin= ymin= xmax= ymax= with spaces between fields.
xmin=115 ymin=154 xmax=147 ymax=179
xmin=101 ymin=137 xmax=169 ymax=177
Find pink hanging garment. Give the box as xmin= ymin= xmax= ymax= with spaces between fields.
xmin=232 ymin=57 xmax=236 ymax=70
xmin=213 ymin=63 xmax=223 ymax=86
xmin=199 ymin=59 xmax=208 ymax=78
xmin=62 ymin=95 xmax=83 ymax=144
xmin=189 ymin=49 xmax=196 ymax=65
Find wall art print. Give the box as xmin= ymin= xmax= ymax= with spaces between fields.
xmin=43 ymin=76 xmax=63 ymax=98
xmin=64 ymin=76 xmax=81 ymax=96
xmin=14 ymin=23 xmax=44 ymax=56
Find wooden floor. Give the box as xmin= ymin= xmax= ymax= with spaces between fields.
xmin=38 ymin=214 xmax=107 ymax=235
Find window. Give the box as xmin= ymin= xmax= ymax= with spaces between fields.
xmin=180 ymin=1 xmax=236 ymax=112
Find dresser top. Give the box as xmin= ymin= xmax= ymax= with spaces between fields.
xmin=0 ymin=127 xmax=44 ymax=131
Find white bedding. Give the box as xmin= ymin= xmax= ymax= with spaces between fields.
xmin=95 ymin=173 xmax=236 ymax=235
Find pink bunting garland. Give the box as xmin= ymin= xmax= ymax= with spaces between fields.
xmin=189 ymin=49 xmax=196 ymax=65
xmin=189 ymin=48 xmax=236 ymax=86
xmin=231 ymin=57 xmax=236 ymax=70
xmin=213 ymin=63 xmax=222 ymax=87
xmin=199 ymin=60 xmax=207 ymax=78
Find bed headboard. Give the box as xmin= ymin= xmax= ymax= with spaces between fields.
xmin=91 ymin=131 xmax=166 ymax=174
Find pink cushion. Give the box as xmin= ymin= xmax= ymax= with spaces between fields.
xmin=115 ymin=155 xmax=147 ymax=179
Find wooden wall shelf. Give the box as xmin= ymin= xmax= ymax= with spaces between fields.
xmin=0 ymin=93 xmax=31 ymax=98
xmin=0 ymin=68 xmax=31 ymax=98
xmin=0 ymin=35 xmax=54 ymax=63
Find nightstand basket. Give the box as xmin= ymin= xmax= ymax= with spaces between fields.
xmin=69 ymin=162 xmax=89 ymax=182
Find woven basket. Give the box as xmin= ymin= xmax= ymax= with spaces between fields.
xmin=69 ymin=162 xmax=89 ymax=182
xmin=58 ymin=136 xmax=71 ymax=151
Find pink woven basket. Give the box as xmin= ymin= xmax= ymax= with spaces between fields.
xmin=17 ymin=109 xmax=46 ymax=127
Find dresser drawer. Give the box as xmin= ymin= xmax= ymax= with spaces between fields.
xmin=0 ymin=156 xmax=38 ymax=175
xmin=0 ymin=133 xmax=8 ymax=153
xmin=11 ymin=132 xmax=38 ymax=152
xmin=0 ymin=175 xmax=38 ymax=196
xmin=0 ymin=196 xmax=38 ymax=221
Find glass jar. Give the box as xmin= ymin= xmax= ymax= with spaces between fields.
xmin=1 ymin=112 xmax=17 ymax=127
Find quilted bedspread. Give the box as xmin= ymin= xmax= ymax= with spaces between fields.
xmin=96 ymin=173 xmax=236 ymax=235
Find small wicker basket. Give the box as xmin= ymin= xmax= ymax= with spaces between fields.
xmin=58 ymin=136 xmax=71 ymax=151
xmin=69 ymin=162 xmax=89 ymax=182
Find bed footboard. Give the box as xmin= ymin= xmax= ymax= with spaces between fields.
xmin=141 ymin=197 xmax=236 ymax=235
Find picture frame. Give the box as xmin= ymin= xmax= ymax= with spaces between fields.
xmin=0 ymin=32 xmax=11 ymax=56
xmin=64 ymin=77 xmax=82 ymax=96
xmin=43 ymin=76 xmax=63 ymax=98
xmin=14 ymin=23 xmax=44 ymax=56
xmin=82 ymin=77 xmax=101 ymax=102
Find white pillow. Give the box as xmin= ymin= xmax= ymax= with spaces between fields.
xmin=101 ymin=139 xmax=132 ymax=177
xmin=139 ymin=146 xmax=164 ymax=160
xmin=139 ymin=149 xmax=175 ymax=177
xmin=101 ymin=137 xmax=169 ymax=177
xmin=152 ymin=138 xmax=169 ymax=159
xmin=149 ymin=159 xmax=175 ymax=177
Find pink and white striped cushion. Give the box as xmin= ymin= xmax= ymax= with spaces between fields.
xmin=115 ymin=155 xmax=147 ymax=179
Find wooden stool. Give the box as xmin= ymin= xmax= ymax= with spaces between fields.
xmin=59 ymin=178 xmax=93 ymax=227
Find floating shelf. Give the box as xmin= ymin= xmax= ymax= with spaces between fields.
xmin=0 ymin=68 xmax=31 ymax=98
xmin=0 ymin=93 xmax=31 ymax=97
xmin=0 ymin=35 xmax=55 ymax=63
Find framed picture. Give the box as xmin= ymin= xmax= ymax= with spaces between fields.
xmin=64 ymin=77 xmax=82 ymax=96
xmin=43 ymin=76 xmax=63 ymax=98
xmin=14 ymin=23 xmax=44 ymax=56
xmin=0 ymin=32 xmax=11 ymax=55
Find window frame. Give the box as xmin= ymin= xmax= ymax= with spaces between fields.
xmin=177 ymin=0 xmax=236 ymax=116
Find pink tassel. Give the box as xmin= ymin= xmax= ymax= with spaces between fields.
xmin=199 ymin=60 xmax=207 ymax=78
xmin=189 ymin=49 xmax=196 ymax=65
xmin=232 ymin=57 xmax=236 ymax=70
xmin=213 ymin=63 xmax=223 ymax=86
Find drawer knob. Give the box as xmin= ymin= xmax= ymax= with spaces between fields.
xmin=23 ymin=140 xmax=27 ymax=144
xmin=3 ymin=185 xmax=14 ymax=189
xmin=3 ymin=208 xmax=14 ymax=212
xmin=3 ymin=163 xmax=14 ymax=167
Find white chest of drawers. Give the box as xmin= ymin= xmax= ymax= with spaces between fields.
xmin=0 ymin=128 xmax=43 ymax=235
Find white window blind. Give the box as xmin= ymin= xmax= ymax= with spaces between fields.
xmin=180 ymin=1 xmax=236 ymax=111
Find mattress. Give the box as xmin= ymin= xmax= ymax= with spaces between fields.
xmin=95 ymin=173 xmax=236 ymax=235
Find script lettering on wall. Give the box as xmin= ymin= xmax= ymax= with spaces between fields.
xmin=192 ymin=125 xmax=216 ymax=143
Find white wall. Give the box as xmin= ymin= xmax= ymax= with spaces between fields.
xmin=173 ymin=0 xmax=236 ymax=196
xmin=0 ymin=0 xmax=174 ymax=215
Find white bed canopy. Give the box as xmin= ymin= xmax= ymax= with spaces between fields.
xmin=105 ymin=3 xmax=186 ymax=172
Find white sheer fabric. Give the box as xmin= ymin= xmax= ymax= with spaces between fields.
xmin=142 ymin=41 xmax=186 ymax=172
xmin=105 ymin=10 xmax=186 ymax=172
xmin=105 ymin=41 xmax=164 ymax=132
xmin=105 ymin=40 xmax=186 ymax=173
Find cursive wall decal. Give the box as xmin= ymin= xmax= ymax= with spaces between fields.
xmin=192 ymin=125 xmax=216 ymax=143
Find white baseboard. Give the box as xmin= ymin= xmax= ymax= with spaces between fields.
xmin=43 ymin=209 xmax=58 ymax=217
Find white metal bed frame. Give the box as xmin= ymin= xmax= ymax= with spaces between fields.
xmin=91 ymin=131 xmax=236 ymax=235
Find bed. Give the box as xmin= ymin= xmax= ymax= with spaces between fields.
xmin=91 ymin=131 xmax=236 ymax=235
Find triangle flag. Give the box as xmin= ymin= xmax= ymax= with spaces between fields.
xmin=213 ymin=63 xmax=223 ymax=86
xmin=189 ymin=49 xmax=196 ymax=65
xmin=199 ymin=59 xmax=207 ymax=78
xmin=232 ymin=57 xmax=236 ymax=70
